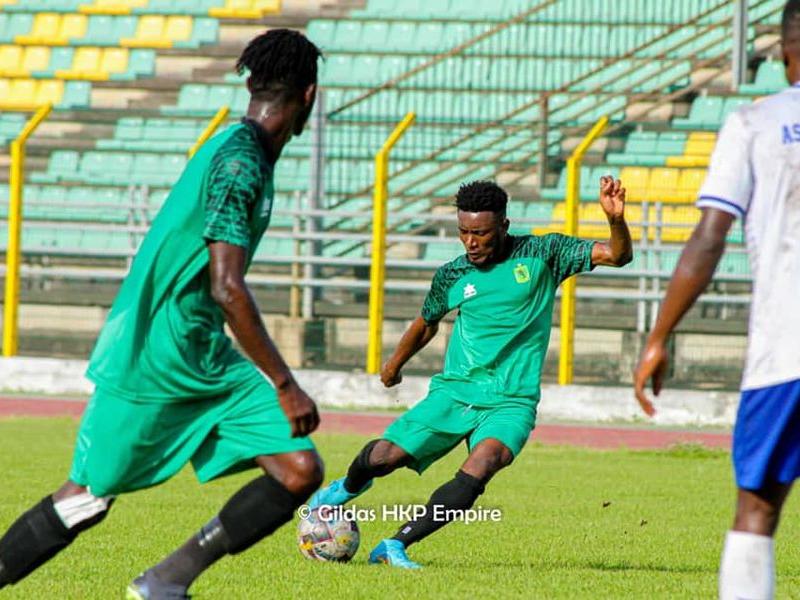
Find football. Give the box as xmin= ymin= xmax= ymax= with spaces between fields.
xmin=297 ymin=507 xmax=360 ymax=562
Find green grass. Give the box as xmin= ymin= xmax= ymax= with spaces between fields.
xmin=1 ymin=418 xmax=799 ymax=599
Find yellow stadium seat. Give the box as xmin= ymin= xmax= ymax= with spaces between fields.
xmin=6 ymin=79 xmax=38 ymax=109
xmin=57 ymin=47 xmax=101 ymax=79
xmin=36 ymin=79 xmax=64 ymax=105
xmin=676 ymin=168 xmax=707 ymax=202
xmin=619 ymin=167 xmax=650 ymax=202
xmin=59 ymin=14 xmax=88 ymax=43
xmin=0 ymin=45 xmax=25 ymax=77
xmin=0 ymin=0 xmax=19 ymax=7
xmin=120 ymin=15 xmax=171 ymax=48
xmin=80 ymin=0 xmax=149 ymax=15
xmin=165 ymin=16 xmax=192 ymax=43
xmin=0 ymin=79 xmax=10 ymax=102
xmin=100 ymin=47 xmax=128 ymax=75
xmin=23 ymin=47 xmax=51 ymax=75
xmin=15 ymin=13 xmax=67 ymax=46
xmin=665 ymin=155 xmax=709 ymax=168
xmin=210 ymin=0 xmax=279 ymax=18
xmin=684 ymin=132 xmax=717 ymax=156
xmin=647 ymin=167 xmax=680 ymax=202
xmin=253 ymin=0 xmax=281 ymax=13
xmin=659 ymin=206 xmax=700 ymax=242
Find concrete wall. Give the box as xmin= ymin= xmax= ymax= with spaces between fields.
xmin=0 ymin=357 xmax=739 ymax=428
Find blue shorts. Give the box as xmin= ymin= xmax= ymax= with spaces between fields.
xmin=734 ymin=378 xmax=800 ymax=491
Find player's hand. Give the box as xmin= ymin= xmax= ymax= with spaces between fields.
xmin=277 ymin=381 xmax=320 ymax=437
xmin=380 ymin=362 xmax=403 ymax=388
xmin=599 ymin=176 xmax=626 ymax=221
xmin=633 ymin=337 xmax=669 ymax=417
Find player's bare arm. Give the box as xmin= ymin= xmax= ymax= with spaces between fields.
xmin=591 ymin=176 xmax=633 ymax=268
xmin=633 ymin=207 xmax=735 ymax=415
xmin=208 ymin=240 xmax=319 ymax=437
xmin=381 ymin=316 xmax=439 ymax=388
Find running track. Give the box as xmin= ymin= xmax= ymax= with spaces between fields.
xmin=0 ymin=396 xmax=731 ymax=450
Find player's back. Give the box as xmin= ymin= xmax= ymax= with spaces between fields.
xmin=698 ymin=85 xmax=800 ymax=390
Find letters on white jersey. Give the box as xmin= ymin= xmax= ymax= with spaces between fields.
xmin=697 ymin=84 xmax=800 ymax=390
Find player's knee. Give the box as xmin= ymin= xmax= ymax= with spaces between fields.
xmin=280 ymin=452 xmax=324 ymax=499
xmin=465 ymin=441 xmax=513 ymax=480
xmin=52 ymin=490 xmax=114 ymax=533
xmin=370 ymin=440 xmax=409 ymax=473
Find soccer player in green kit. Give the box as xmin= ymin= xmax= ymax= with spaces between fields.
xmin=0 ymin=30 xmax=324 ymax=599
xmin=309 ymin=177 xmax=632 ymax=568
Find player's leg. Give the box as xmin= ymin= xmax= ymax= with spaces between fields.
xmin=133 ymin=450 xmax=323 ymax=598
xmin=370 ymin=438 xmax=512 ymax=569
xmin=308 ymin=439 xmax=412 ymax=508
xmin=372 ymin=401 xmax=535 ymax=568
xmin=0 ymin=481 xmax=113 ymax=589
xmin=719 ymin=380 xmax=800 ymax=600
xmin=128 ymin=374 xmax=322 ymax=598
xmin=719 ymin=484 xmax=792 ymax=600
xmin=310 ymin=388 xmax=470 ymax=510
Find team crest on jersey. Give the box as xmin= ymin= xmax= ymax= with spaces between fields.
xmin=514 ymin=263 xmax=530 ymax=284
xmin=463 ymin=283 xmax=477 ymax=299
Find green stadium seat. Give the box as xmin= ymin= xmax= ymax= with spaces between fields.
xmin=359 ymin=21 xmax=389 ymax=52
xmin=176 ymin=17 xmax=218 ymax=49
xmin=306 ymin=20 xmax=336 ymax=50
xmin=673 ymin=95 xmax=724 ymax=130
xmin=1 ymin=14 xmax=34 ymax=43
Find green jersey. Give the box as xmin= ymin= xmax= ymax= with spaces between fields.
xmin=86 ymin=120 xmax=275 ymax=402
xmin=421 ymin=234 xmax=594 ymax=406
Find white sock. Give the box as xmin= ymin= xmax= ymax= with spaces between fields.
xmin=719 ymin=530 xmax=775 ymax=600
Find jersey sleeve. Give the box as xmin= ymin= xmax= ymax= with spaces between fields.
xmin=203 ymin=147 xmax=263 ymax=249
xmin=541 ymin=233 xmax=594 ymax=284
xmin=696 ymin=110 xmax=753 ymax=219
xmin=421 ymin=267 xmax=452 ymax=325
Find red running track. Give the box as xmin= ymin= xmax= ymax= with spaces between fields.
xmin=0 ymin=397 xmax=731 ymax=450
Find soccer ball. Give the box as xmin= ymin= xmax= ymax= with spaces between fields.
xmin=297 ymin=507 xmax=360 ymax=562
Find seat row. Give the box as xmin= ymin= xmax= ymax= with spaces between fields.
xmin=0 ymin=13 xmax=218 ymax=48
xmin=0 ymin=45 xmax=154 ymax=80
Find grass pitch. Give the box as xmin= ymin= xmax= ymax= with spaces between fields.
xmin=1 ymin=418 xmax=798 ymax=599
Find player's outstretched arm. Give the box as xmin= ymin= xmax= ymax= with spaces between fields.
xmin=208 ymin=241 xmax=319 ymax=437
xmin=591 ymin=176 xmax=633 ymax=268
xmin=633 ymin=207 xmax=735 ymax=416
xmin=380 ymin=316 xmax=439 ymax=388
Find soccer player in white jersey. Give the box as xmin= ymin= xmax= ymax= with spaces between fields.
xmin=634 ymin=2 xmax=800 ymax=598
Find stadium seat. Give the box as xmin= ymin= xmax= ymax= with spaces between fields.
xmin=80 ymin=0 xmax=149 ymax=15
xmin=740 ymin=59 xmax=786 ymax=95
xmin=673 ymin=95 xmax=724 ymax=130
xmin=209 ymin=0 xmax=279 ymax=19
xmin=120 ymin=15 xmax=172 ymax=48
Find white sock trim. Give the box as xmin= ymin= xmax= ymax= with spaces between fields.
xmin=53 ymin=493 xmax=113 ymax=529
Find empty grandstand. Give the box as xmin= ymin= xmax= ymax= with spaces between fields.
xmin=0 ymin=0 xmax=784 ymax=388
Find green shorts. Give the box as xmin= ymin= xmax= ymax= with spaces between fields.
xmin=382 ymin=385 xmax=538 ymax=474
xmin=69 ymin=371 xmax=315 ymax=497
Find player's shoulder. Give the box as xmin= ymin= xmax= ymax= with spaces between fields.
xmin=432 ymin=254 xmax=472 ymax=286
xmin=507 ymin=233 xmax=557 ymax=258
xmin=728 ymin=87 xmax=797 ymax=128
xmin=211 ymin=123 xmax=268 ymax=170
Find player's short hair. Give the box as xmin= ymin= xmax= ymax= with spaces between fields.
xmin=455 ymin=180 xmax=508 ymax=216
xmin=782 ymin=0 xmax=800 ymax=42
xmin=236 ymin=29 xmax=321 ymax=103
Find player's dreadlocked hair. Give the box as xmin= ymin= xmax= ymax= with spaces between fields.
xmin=455 ymin=180 xmax=508 ymax=215
xmin=236 ymin=29 xmax=321 ymax=102
xmin=783 ymin=0 xmax=800 ymax=41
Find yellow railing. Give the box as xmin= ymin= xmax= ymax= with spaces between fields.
xmin=366 ymin=112 xmax=416 ymax=374
xmin=188 ymin=105 xmax=230 ymax=158
xmin=558 ymin=115 xmax=609 ymax=385
xmin=3 ymin=104 xmax=53 ymax=358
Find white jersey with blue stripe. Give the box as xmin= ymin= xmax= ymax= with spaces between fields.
xmin=697 ymin=84 xmax=800 ymax=391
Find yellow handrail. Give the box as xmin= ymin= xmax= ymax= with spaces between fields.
xmin=558 ymin=115 xmax=609 ymax=385
xmin=3 ymin=104 xmax=53 ymax=357
xmin=366 ymin=112 xmax=416 ymax=374
xmin=188 ymin=105 xmax=230 ymax=158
